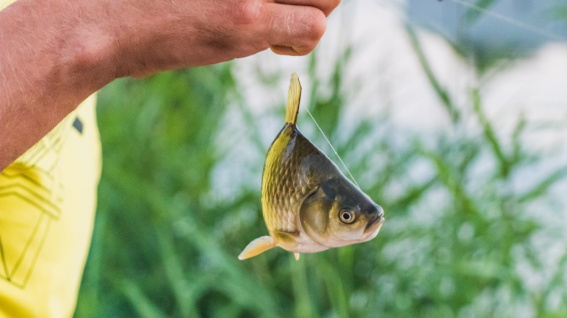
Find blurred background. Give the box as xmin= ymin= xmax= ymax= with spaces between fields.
xmin=74 ymin=0 xmax=567 ymax=317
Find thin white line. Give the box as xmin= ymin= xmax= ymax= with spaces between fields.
xmin=449 ymin=0 xmax=565 ymax=41
xmin=304 ymin=107 xmax=362 ymax=190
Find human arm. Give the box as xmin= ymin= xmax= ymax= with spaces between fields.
xmin=0 ymin=0 xmax=339 ymax=170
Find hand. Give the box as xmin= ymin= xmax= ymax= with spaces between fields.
xmin=106 ymin=0 xmax=341 ymax=77
xmin=0 ymin=0 xmax=340 ymax=170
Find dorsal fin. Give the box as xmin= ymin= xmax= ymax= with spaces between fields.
xmin=285 ymin=73 xmax=302 ymax=125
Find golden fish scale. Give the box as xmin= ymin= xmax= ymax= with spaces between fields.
xmin=262 ymin=126 xmax=318 ymax=235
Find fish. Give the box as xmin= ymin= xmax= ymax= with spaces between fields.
xmin=239 ymin=73 xmax=385 ymax=260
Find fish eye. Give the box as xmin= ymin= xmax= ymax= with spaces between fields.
xmin=339 ymin=210 xmax=355 ymax=224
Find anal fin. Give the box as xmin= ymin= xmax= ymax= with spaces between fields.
xmin=294 ymin=253 xmax=300 ymax=261
xmin=238 ymin=236 xmax=276 ymax=260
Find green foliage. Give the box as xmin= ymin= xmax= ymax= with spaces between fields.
xmin=75 ymin=21 xmax=567 ymax=318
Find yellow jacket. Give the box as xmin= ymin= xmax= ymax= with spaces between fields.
xmin=0 ymin=2 xmax=101 ymax=316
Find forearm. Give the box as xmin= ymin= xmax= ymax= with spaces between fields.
xmin=0 ymin=0 xmax=116 ymax=170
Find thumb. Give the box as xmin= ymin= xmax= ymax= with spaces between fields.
xmin=260 ymin=2 xmax=327 ymax=56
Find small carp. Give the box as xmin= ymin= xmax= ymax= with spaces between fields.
xmin=239 ymin=73 xmax=385 ymax=260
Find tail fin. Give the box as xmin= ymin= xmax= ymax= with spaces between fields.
xmin=285 ymin=73 xmax=302 ymax=125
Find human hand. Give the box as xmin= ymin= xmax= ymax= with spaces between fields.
xmin=0 ymin=0 xmax=340 ymax=170
xmin=104 ymin=0 xmax=341 ymax=78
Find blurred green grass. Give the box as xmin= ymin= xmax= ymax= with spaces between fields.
xmin=74 ymin=13 xmax=567 ymax=318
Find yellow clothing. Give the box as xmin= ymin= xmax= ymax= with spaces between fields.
xmin=0 ymin=2 xmax=102 ymax=316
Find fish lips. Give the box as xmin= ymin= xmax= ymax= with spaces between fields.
xmin=362 ymin=205 xmax=385 ymax=240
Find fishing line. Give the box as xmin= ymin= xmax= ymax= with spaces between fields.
xmin=382 ymin=0 xmax=564 ymax=41
xmin=304 ymin=106 xmax=362 ymax=190
xmin=298 ymin=0 xmax=561 ymax=192
xmin=448 ymin=0 xmax=565 ymax=41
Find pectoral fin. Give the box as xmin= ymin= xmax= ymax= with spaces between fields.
xmin=238 ymin=236 xmax=277 ymax=260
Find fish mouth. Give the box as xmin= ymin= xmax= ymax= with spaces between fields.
xmin=363 ymin=207 xmax=385 ymax=240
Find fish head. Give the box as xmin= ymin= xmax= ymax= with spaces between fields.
xmin=299 ymin=173 xmax=385 ymax=249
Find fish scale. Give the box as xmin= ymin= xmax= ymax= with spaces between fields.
xmin=262 ymin=127 xmax=317 ymax=235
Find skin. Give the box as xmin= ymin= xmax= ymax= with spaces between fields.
xmin=0 ymin=0 xmax=341 ymax=171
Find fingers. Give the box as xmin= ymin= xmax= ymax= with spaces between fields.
xmin=260 ymin=2 xmax=327 ymax=56
xmin=230 ymin=0 xmax=340 ymax=56
xmin=274 ymin=0 xmax=341 ymax=17
xmin=269 ymin=45 xmax=301 ymax=56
